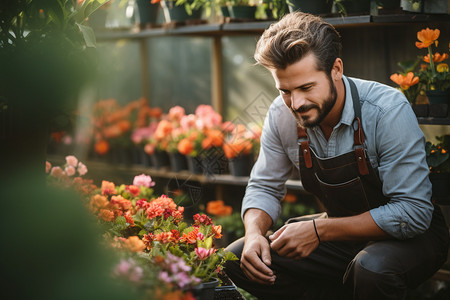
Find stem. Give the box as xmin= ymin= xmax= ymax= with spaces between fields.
xmin=428 ymin=45 xmax=437 ymax=86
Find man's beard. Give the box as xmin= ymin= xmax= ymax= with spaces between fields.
xmin=291 ymin=79 xmax=337 ymax=128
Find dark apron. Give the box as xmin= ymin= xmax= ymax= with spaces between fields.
xmin=297 ymin=79 xmax=389 ymax=217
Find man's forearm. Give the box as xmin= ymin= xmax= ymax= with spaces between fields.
xmin=243 ymin=208 xmax=273 ymax=237
xmin=315 ymin=211 xmax=391 ymax=241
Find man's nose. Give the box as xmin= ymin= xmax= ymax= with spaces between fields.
xmin=290 ymin=91 xmax=307 ymax=111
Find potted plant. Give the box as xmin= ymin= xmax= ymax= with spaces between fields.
xmin=390 ymin=62 xmax=426 ymax=116
xmin=415 ymin=27 xmax=450 ymax=114
xmin=400 ymin=0 xmax=423 ymax=12
xmin=332 ymin=0 xmax=371 ymax=15
xmin=222 ymin=123 xmax=261 ymax=177
xmin=262 ymin=0 xmax=289 ymax=19
xmin=176 ymin=105 xmax=226 ymax=175
xmin=426 ymin=135 xmax=450 ymax=205
xmin=226 ymin=0 xmax=259 ymax=20
xmin=152 ymin=0 xmax=210 ymax=24
xmin=82 ymin=174 xmax=238 ymax=297
xmin=287 ymin=0 xmax=333 ymax=15
xmin=389 ymin=27 xmax=450 ymax=118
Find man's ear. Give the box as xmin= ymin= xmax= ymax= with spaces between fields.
xmin=332 ymin=58 xmax=343 ymax=81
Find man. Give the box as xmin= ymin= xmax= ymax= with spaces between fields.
xmin=225 ymin=12 xmax=449 ymax=300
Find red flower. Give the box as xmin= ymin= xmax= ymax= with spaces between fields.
xmin=193 ymin=213 xmax=213 ymax=226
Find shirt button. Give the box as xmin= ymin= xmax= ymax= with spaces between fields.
xmin=400 ymin=222 xmax=406 ymax=228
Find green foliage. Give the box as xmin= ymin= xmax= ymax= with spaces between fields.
xmin=426 ymin=135 xmax=450 ymax=173
xmin=214 ymin=212 xmax=245 ymax=239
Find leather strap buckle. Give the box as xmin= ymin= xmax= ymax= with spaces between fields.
xmin=301 ymin=140 xmax=312 ymax=168
xmin=355 ymin=147 xmax=369 ymax=175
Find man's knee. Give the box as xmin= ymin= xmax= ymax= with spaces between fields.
xmin=345 ymin=250 xmax=407 ymax=299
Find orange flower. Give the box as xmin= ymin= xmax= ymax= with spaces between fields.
xmin=206 ymin=129 xmax=224 ymax=147
xmin=110 ymin=195 xmax=133 ymax=211
xmin=389 ymin=72 xmax=419 ymax=90
xmin=154 ymin=231 xmax=178 ymax=244
xmin=149 ymin=107 xmax=163 ymax=119
xmin=89 ymin=194 xmax=109 ymax=213
xmin=416 ymin=28 xmax=440 ymax=49
xmin=423 ymin=52 xmax=448 ymax=63
xmin=177 ymin=138 xmax=194 ymax=155
xmin=212 ymin=225 xmax=223 ymax=239
xmin=206 ymin=200 xmax=232 ymax=216
xmin=223 ymin=138 xmax=252 ymax=159
xmin=144 ymin=143 xmax=156 ymax=155
xmin=101 ymin=180 xmax=117 ymax=196
xmin=94 ymin=139 xmax=109 ymax=155
xmin=123 ymin=236 xmax=146 ymax=252
xmin=283 ymin=193 xmax=297 ymax=203
xmin=154 ymin=119 xmax=172 ymax=140
xmin=99 ymin=209 xmax=115 ymax=222
xmin=180 ymin=227 xmax=199 ymax=244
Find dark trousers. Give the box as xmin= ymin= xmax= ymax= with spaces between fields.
xmin=225 ymin=207 xmax=449 ymax=300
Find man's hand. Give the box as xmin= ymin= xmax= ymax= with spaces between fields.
xmin=269 ymin=221 xmax=318 ymax=260
xmin=241 ymin=208 xmax=276 ymax=285
xmin=240 ymin=233 xmax=276 ymax=285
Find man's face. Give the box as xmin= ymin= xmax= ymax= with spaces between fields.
xmin=271 ymin=53 xmax=337 ymax=128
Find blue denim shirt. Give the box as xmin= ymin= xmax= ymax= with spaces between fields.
xmin=242 ymin=76 xmax=433 ymax=240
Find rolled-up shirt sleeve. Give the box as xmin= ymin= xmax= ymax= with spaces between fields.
xmin=241 ymin=100 xmax=294 ymax=225
xmin=369 ymin=101 xmax=433 ymax=240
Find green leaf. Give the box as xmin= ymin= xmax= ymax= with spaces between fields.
xmin=76 ymin=23 xmax=96 ymax=47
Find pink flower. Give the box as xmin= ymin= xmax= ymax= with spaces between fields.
xmin=65 ymin=165 xmax=76 ymax=176
xmin=168 ymin=105 xmax=186 ymax=121
xmin=197 ymin=232 xmax=205 ymax=241
xmin=133 ymin=174 xmax=155 ymax=188
xmin=50 ymin=166 xmax=64 ymax=177
xmin=45 ymin=161 xmax=52 ymax=173
xmin=113 ymin=259 xmax=143 ymax=283
xmin=77 ymin=162 xmax=88 ymax=176
xmin=195 ymin=247 xmax=216 ymax=260
xmin=65 ymin=155 xmax=78 ymax=167
xmin=180 ymin=114 xmax=197 ymax=131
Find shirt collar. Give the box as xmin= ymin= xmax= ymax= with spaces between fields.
xmin=339 ymin=75 xmax=355 ymax=127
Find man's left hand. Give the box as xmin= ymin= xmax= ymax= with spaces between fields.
xmin=269 ymin=221 xmax=319 ymax=260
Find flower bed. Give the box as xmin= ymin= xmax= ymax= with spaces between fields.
xmin=46 ymin=156 xmax=238 ymax=299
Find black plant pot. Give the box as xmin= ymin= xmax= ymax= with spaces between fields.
xmin=150 ymin=149 xmax=170 ymax=169
xmin=430 ymin=172 xmax=450 ymax=205
xmin=229 ymin=154 xmax=253 ymax=177
xmin=169 ymin=151 xmax=188 ymax=172
xmin=187 ymin=155 xmax=204 ymax=174
xmin=412 ymin=104 xmax=429 ymax=117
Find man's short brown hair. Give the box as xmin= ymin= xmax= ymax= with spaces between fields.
xmin=254 ymin=12 xmax=342 ymax=74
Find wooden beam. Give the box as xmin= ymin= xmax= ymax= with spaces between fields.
xmin=211 ymin=36 xmax=223 ymax=116
xmin=139 ymin=39 xmax=150 ymax=104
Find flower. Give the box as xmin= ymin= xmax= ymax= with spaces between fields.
xmin=426 ymin=135 xmax=450 ymax=174
xmin=46 ymin=156 xmax=93 ymax=190
xmin=390 ymin=27 xmax=450 ymax=103
xmin=415 ymin=28 xmax=450 ymax=92
xmin=133 ymin=174 xmax=156 ymax=188
xmin=85 ymin=176 xmax=237 ymax=283
xmin=90 ymin=98 xmax=161 ymax=155
xmin=415 ymin=28 xmax=440 ymax=49
xmin=206 ymin=200 xmax=232 ymax=216
xmin=223 ymin=123 xmax=261 ymax=159
xmin=390 ymin=72 xmax=419 ymax=90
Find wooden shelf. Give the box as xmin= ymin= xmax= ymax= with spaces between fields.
xmin=417 ymin=117 xmax=450 ymax=125
xmin=84 ymin=159 xmax=306 ymax=192
xmin=95 ymin=13 xmax=450 ymax=41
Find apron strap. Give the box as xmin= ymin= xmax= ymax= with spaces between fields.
xmin=296 ymin=78 xmax=369 ymax=174
xmin=348 ymin=78 xmax=369 ymax=175
xmin=297 ymin=126 xmax=312 ymax=168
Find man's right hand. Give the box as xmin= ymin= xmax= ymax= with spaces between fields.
xmin=240 ymin=233 xmax=276 ymax=285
